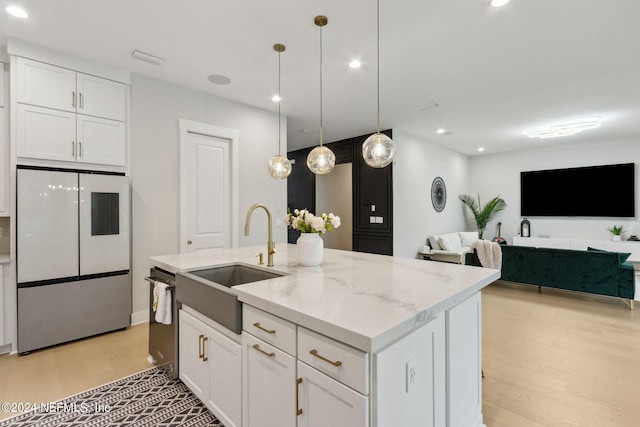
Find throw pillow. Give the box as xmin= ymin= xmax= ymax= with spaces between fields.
xmin=438 ymin=235 xmax=453 ymax=251
xmin=459 ymin=231 xmax=479 ymax=246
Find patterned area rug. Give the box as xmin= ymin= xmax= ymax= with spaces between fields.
xmin=0 ymin=367 xmax=223 ymax=427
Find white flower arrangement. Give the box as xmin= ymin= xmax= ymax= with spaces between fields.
xmin=284 ymin=209 xmax=341 ymax=235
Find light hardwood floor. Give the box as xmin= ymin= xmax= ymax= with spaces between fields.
xmin=482 ymin=282 xmax=640 ymax=427
xmin=1 ymin=286 xmax=638 ymax=426
xmin=0 ymin=323 xmax=152 ymax=421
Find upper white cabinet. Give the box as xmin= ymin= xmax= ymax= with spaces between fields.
xmin=15 ymin=57 xmax=127 ymax=167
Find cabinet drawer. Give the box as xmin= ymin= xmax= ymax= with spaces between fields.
xmin=298 ymin=327 xmax=369 ymax=395
xmin=243 ymin=305 xmax=296 ymax=356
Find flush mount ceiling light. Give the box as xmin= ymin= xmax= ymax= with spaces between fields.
xmin=349 ymin=60 xmax=362 ymax=69
xmin=131 ymin=49 xmax=165 ymax=65
xmin=527 ymin=121 xmax=601 ymax=139
xmin=307 ymin=15 xmax=336 ymax=175
xmin=267 ymin=43 xmax=292 ymax=180
xmin=362 ymin=0 xmax=396 ymax=169
xmin=5 ymin=5 xmax=28 ymax=18
xmin=437 ymin=128 xmax=446 ymax=135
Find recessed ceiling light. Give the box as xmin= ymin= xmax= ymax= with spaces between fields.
xmin=490 ymin=0 xmax=511 ymax=7
xmin=298 ymin=129 xmax=314 ymax=135
xmin=437 ymin=128 xmax=446 ymax=135
xmin=272 ymin=95 xmax=281 ymax=102
xmin=349 ymin=60 xmax=361 ymax=69
xmin=527 ymin=121 xmax=601 ymax=139
xmin=6 ymin=5 xmax=28 ymax=18
xmin=207 ymin=74 xmax=231 ymax=85
xmin=477 ymin=147 xmax=485 ymax=152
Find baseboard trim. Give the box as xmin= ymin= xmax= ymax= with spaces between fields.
xmin=131 ymin=310 xmax=149 ymax=325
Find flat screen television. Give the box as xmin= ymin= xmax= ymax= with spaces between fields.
xmin=520 ymin=163 xmax=635 ymax=217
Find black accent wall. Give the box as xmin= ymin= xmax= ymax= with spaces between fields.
xmin=287 ymin=130 xmax=393 ymax=255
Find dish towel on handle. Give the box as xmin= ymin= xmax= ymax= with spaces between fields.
xmin=153 ymin=281 xmax=173 ymax=325
xmin=472 ymin=239 xmax=503 ymax=269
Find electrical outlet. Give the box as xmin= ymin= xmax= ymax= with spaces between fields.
xmin=406 ymin=357 xmax=416 ymax=393
xmin=371 ymin=204 xmax=376 ymax=212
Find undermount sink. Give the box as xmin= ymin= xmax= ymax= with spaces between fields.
xmin=176 ymin=263 xmax=286 ymax=334
xmin=189 ymin=263 xmax=284 ymax=288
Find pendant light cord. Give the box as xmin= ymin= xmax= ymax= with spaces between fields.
xmin=319 ymin=24 xmax=324 ymax=147
xmin=376 ymin=0 xmax=381 ymax=134
xmin=278 ymin=49 xmax=282 ymax=155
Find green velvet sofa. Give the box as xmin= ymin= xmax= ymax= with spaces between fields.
xmin=465 ymin=245 xmax=635 ymax=306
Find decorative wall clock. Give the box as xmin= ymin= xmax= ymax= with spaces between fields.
xmin=431 ymin=176 xmax=446 ymax=212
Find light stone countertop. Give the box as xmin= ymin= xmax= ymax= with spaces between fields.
xmin=150 ymin=244 xmax=500 ymax=353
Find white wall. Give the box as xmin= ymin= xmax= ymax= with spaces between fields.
xmin=130 ymin=74 xmax=287 ymax=322
xmin=467 ymin=138 xmax=640 ymax=243
xmin=392 ymin=130 xmax=470 ymax=258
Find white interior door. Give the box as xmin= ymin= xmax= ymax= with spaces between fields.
xmin=179 ymin=120 xmax=238 ymax=253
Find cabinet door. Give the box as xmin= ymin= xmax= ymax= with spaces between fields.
xmin=206 ymin=325 xmax=241 ymax=427
xmin=77 ymin=115 xmax=126 ymax=166
xmin=77 ymin=73 xmax=126 ymax=121
xmin=16 ymin=57 xmax=77 ymax=112
xmin=297 ymin=361 xmax=368 ymax=427
xmin=0 ymin=108 xmax=6 ymax=214
xmin=179 ymin=310 xmax=208 ymax=400
xmin=242 ymin=332 xmax=296 ymax=427
xmin=17 ymin=104 xmax=77 ymax=162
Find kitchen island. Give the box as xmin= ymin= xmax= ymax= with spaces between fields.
xmin=150 ymin=244 xmax=500 ymax=427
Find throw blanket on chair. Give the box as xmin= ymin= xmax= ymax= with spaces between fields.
xmin=472 ymin=239 xmax=502 ymax=269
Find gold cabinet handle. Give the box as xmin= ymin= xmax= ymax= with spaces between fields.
xmin=72 ymin=91 xmax=76 ymax=107
xmin=309 ymin=349 xmax=342 ymax=367
xmin=252 ymin=344 xmax=275 ymax=358
xmin=296 ymin=378 xmax=303 ymax=416
xmin=78 ymin=141 xmax=83 ymax=158
xmin=79 ymin=92 xmax=84 ymax=109
xmin=72 ymin=141 xmax=76 ymax=156
xmin=198 ymin=334 xmax=204 ymax=360
xmin=202 ymin=336 xmax=208 ymax=362
xmin=253 ymin=322 xmax=276 ymax=335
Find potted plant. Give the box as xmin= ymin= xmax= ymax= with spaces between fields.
xmin=608 ymin=225 xmax=625 ymax=241
xmin=459 ymin=194 xmax=507 ymax=239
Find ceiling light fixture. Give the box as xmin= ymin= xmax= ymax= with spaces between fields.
xmin=362 ymin=0 xmax=396 ymax=169
xmin=307 ymin=16 xmax=336 ymax=175
xmin=349 ymin=60 xmax=362 ymax=69
xmin=207 ymin=74 xmax=231 ymax=85
xmin=437 ymin=128 xmax=446 ymax=135
xmin=272 ymin=95 xmax=281 ymax=102
xmin=5 ymin=5 xmax=28 ymax=18
xmin=131 ymin=49 xmax=165 ymax=66
xmin=527 ymin=121 xmax=601 ymax=139
xmin=490 ymin=0 xmax=511 ymax=7
xmin=477 ymin=147 xmax=485 ymax=152
xmin=267 ymin=43 xmax=292 ymax=180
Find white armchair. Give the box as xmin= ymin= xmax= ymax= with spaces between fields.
xmin=427 ymin=231 xmax=478 ymax=264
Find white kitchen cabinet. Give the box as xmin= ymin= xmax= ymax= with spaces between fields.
xmin=17 ymin=103 xmax=125 ymax=166
xmin=179 ymin=309 xmax=241 ymax=427
xmin=16 ymin=57 xmax=125 ymax=121
xmin=15 ymin=57 xmax=127 ymax=166
xmin=16 ymin=58 xmax=77 ymax=113
xmin=297 ymin=361 xmax=368 ymax=427
xmin=0 ymin=106 xmax=6 ymax=214
xmin=242 ymin=331 xmax=296 ymax=427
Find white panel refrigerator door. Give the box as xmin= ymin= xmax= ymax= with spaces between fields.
xmin=17 ymin=169 xmax=79 ymax=283
xmin=79 ymin=174 xmax=130 ymax=275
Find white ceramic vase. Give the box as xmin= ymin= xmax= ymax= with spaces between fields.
xmin=612 ymin=235 xmax=621 ymax=242
xmin=297 ymin=233 xmax=324 ymax=266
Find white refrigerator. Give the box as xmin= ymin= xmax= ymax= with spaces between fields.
xmin=17 ymin=167 xmax=131 ymax=353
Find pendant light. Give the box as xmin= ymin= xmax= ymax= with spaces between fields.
xmin=362 ymin=0 xmax=396 ymax=168
xmin=268 ymin=43 xmax=292 ymax=180
xmin=307 ymin=15 xmax=336 ymax=175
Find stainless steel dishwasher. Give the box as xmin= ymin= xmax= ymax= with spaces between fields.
xmin=147 ymin=267 xmax=178 ymax=377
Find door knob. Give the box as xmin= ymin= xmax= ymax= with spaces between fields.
xmin=187 ymin=240 xmax=192 ymax=245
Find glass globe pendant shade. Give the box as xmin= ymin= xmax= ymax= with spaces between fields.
xmin=362 ymin=132 xmax=395 ymax=168
xmin=306 ymin=145 xmax=335 ymax=175
xmin=268 ymin=154 xmax=292 ymax=180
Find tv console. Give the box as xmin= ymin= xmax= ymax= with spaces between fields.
xmin=513 ymin=236 xmax=640 ymax=301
